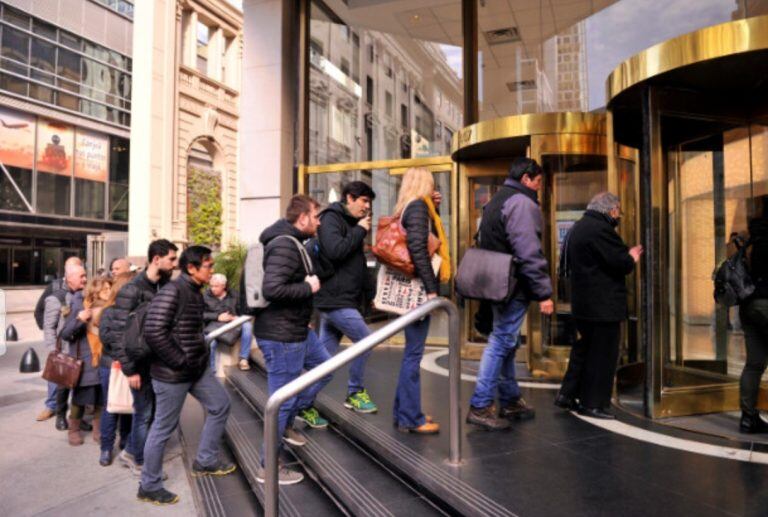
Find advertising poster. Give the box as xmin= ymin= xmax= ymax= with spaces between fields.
xmin=37 ymin=120 xmax=74 ymax=175
xmin=74 ymin=130 xmax=109 ymax=182
xmin=0 ymin=107 xmax=35 ymax=170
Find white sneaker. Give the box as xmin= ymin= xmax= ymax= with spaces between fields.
xmin=119 ymin=450 xmax=166 ymax=479
xmin=255 ymin=466 xmax=304 ymax=485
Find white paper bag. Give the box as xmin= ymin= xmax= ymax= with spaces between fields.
xmin=373 ymin=255 xmax=442 ymax=315
xmin=107 ymin=362 xmax=135 ymax=414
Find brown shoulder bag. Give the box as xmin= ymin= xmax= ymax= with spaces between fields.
xmin=42 ymin=336 xmax=83 ymax=389
xmin=372 ymin=204 xmax=440 ymax=276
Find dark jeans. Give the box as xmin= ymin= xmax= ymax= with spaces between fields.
xmin=258 ymin=330 xmax=332 ymax=462
xmin=141 ymin=369 xmax=231 ymax=492
xmin=128 ymin=379 xmax=154 ymax=464
xmin=55 ymin=386 xmax=70 ymax=417
xmin=393 ymin=316 xmax=431 ymax=428
xmin=99 ymin=366 xmax=133 ymax=452
xmin=740 ymin=299 xmax=768 ymax=415
xmin=561 ymin=320 xmax=621 ymax=410
xmin=319 ymin=308 xmax=372 ymax=395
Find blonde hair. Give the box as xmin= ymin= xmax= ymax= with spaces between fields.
xmin=394 ymin=167 xmax=435 ymax=216
xmin=84 ymin=275 xmax=113 ymax=309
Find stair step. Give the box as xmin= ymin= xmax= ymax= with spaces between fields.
xmin=228 ymin=368 xmax=445 ymax=517
xmin=223 ymin=381 xmax=343 ymax=517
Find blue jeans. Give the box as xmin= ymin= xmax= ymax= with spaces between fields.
xmin=259 ymin=330 xmax=332 ymax=462
xmin=141 ymin=369 xmax=231 ymax=492
xmin=393 ymin=316 xmax=430 ymax=428
xmin=45 ymin=381 xmax=57 ymax=411
xmin=99 ymin=366 xmax=132 ymax=452
xmin=210 ymin=321 xmax=254 ymax=370
xmin=470 ymin=298 xmax=528 ymax=409
xmin=319 ymin=308 xmax=372 ymax=395
xmin=128 ymin=379 xmax=154 ymax=464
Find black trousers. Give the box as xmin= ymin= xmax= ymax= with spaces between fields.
xmin=739 ymin=299 xmax=768 ymax=415
xmin=55 ymin=386 xmax=70 ymax=417
xmin=559 ymin=320 xmax=621 ymax=410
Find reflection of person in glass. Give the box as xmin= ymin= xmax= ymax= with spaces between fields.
xmin=739 ymin=195 xmax=768 ymax=434
xmin=39 ymin=134 xmax=68 ymax=172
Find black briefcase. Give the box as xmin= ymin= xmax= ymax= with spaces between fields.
xmin=455 ymin=248 xmax=517 ymax=302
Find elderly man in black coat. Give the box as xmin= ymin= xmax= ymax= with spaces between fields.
xmin=555 ymin=192 xmax=643 ymax=419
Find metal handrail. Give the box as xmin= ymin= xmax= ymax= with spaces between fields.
xmin=263 ymin=297 xmax=461 ymax=517
xmin=204 ymin=314 xmax=253 ymax=343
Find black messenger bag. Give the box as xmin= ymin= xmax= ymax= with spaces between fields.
xmin=455 ymin=248 xmax=517 ymax=302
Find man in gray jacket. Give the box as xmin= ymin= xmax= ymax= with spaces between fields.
xmin=466 ymin=157 xmax=554 ymax=431
xmin=41 ymin=263 xmax=88 ymax=431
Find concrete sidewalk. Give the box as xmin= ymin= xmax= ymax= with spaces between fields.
xmin=0 ymin=341 xmax=197 ymax=517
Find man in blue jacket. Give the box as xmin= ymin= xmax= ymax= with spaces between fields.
xmin=467 ymin=157 xmax=554 ymax=431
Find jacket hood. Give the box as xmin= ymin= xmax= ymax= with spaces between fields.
xmin=322 ymin=201 xmax=359 ymax=223
xmin=259 ymin=218 xmax=308 ymax=245
xmin=504 ymin=178 xmax=539 ymax=205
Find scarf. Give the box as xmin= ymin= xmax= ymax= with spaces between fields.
xmin=84 ymin=299 xmax=105 ymax=367
xmin=423 ymin=195 xmax=451 ymax=283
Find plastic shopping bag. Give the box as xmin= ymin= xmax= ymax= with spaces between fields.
xmin=107 ymin=362 xmax=135 ymax=414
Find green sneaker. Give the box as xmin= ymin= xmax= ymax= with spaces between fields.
xmin=296 ymin=407 xmax=328 ymax=429
xmin=344 ymin=389 xmax=378 ymax=414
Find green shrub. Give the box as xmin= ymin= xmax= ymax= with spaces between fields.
xmin=213 ymin=241 xmax=248 ymax=290
xmin=187 ymin=167 xmax=223 ymax=250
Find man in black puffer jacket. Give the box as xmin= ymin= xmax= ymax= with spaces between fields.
xmin=253 ymin=194 xmax=332 ymax=486
xmin=138 ymin=246 xmax=235 ymax=506
xmin=110 ymin=239 xmax=177 ymax=475
xmin=310 ymin=181 xmax=378 ymax=420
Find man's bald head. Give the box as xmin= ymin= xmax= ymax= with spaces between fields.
xmin=65 ymin=264 xmax=87 ymax=292
xmin=64 ymin=256 xmax=83 ymax=268
xmin=110 ymin=258 xmax=130 ymax=277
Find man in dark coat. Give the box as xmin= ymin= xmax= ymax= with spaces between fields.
xmin=110 ymin=239 xmax=177 ymax=475
xmin=556 ymin=192 xmax=642 ymax=419
xmin=467 ymin=157 xmax=554 ymax=431
xmin=204 ymin=272 xmax=252 ymax=372
xmin=253 ymin=194 xmax=332 ymax=486
xmin=138 ymin=246 xmax=235 ymax=506
xmin=311 ymin=181 xmax=378 ymax=421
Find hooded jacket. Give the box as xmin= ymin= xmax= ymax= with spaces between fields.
xmin=314 ymin=201 xmax=373 ymax=310
xmin=253 ymin=219 xmax=315 ymax=343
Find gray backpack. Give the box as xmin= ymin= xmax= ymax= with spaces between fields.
xmin=243 ymin=236 xmax=312 ymax=310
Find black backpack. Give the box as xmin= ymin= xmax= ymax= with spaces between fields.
xmin=123 ymin=284 xmax=189 ymax=363
xmin=713 ymin=238 xmax=756 ymax=307
xmin=34 ymin=279 xmax=64 ymax=330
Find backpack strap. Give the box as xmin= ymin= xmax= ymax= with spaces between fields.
xmin=273 ymin=235 xmax=314 ymax=275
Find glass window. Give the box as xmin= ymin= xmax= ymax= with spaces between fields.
xmin=308 ymin=1 xmax=462 ymax=165
xmin=33 ymin=19 xmax=57 ymax=40
xmin=74 ymin=129 xmax=109 ymax=219
xmin=0 ymin=165 xmax=33 ymax=211
xmin=2 ymin=26 xmax=30 ymax=64
xmin=56 ymin=48 xmax=80 ymax=90
xmin=31 ymin=38 xmax=55 ymax=73
xmin=0 ymin=106 xmax=34 ymax=212
xmin=109 ymin=136 xmax=129 ymax=221
xmin=36 ymin=120 xmax=73 ymax=215
xmin=2 ymin=6 xmax=31 ymax=30
xmin=58 ymin=31 xmax=81 ymax=51
xmin=196 ymin=21 xmax=210 ymax=75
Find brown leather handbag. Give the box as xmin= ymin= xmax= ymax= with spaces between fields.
xmin=372 ymin=208 xmax=440 ymax=276
xmin=42 ymin=337 xmax=83 ymax=389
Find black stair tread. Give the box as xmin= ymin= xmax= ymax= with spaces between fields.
xmin=228 ymin=368 xmax=445 ymax=517
xmin=223 ymin=381 xmax=343 ymax=517
xmin=178 ymin=395 xmax=263 ymax=517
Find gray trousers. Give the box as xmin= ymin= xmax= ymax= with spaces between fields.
xmin=140 ymin=368 xmax=231 ymax=492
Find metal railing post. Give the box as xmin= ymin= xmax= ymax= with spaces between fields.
xmin=263 ymin=297 xmax=462 ymax=517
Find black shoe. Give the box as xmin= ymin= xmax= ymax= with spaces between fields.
xmin=99 ymin=450 xmax=113 ymax=467
xmin=79 ymin=420 xmax=93 ymax=432
xmin=740 ymin=411 xmax=768 ymax=434
xmin=466 ymin=405 xmax=510 ymax=431
xmin=578 ymin=406 xmax=615 ymax=420
xmin=191 ymin=459 xmax=237 ymax=477
xmin=137 ymin=486 xmax=180 ymax=505
xmin=55 ymin=414 xmax=68 ymax=431
xmin=554 ymin=394 xmax=578 ymax=410
xmin=499 ymin=398 xmax=536 ymax=420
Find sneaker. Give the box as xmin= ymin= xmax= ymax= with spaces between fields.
xmin=396 ymin=421 xmax=440 ymax=434
xmin=36 ymin=408 xmax=55 ymax=421
xmin=499 ymin=398 xmax=536 ymax=420
xmin=255 ymin=465 xmax=304 ymax=486
xmin=238 ymin=358 xmax=251 ymax=371
xmin=296 ymin=407 xmax=329 ymax=429
xmin=137 ymin=486 xmax=179 ymax=506
xmin=740 ymin=411 xmax=768 ymax=434
xmin=466 ymin=405 xmax=510 ymax=431
xmin=283 ymin=428 xmax=306 ymax=447
xmin=344 ymin=389 xmax=378 ymax=413
xmin=118 ymin=449 xmax=139 ymax=472
xmin=191 ymin=459 xmax=237 ymax=477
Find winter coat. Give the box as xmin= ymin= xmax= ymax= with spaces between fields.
xmin=402 ymin=199 xmax=439 ymax=295
xmin=59 ymin=292 xmax=100 ymax=387
xmin=253 ymin=219 xmax=314 ymax=343
xmin=42 ymin=288 xmax=72 ymax=350
xmin=143 ymin=274 xmax=207 ymax=384
xmin=98 ymin=306 xmax=118 ymax=368
xmin=478 ymin=178 xmax=552 ymax=302
xmin=749 ymin=217 xmax=768 ymax=300
xmin=314 ymin=202 xmax=373 ymax=310
xmin=109 ymin=271 xmax=167 ymax=377
xmin=203 ymin=288 xmax=240 ymax=324
xmin=568 ymin=210 xmax=635 ymax=322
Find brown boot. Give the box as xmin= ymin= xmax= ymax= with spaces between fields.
xmin=92 ymin=412 xmax=101 ymax=443
xmin=68 ymin=419 xmax=84 ymax=446
xmin=466 ymin=405 xmax=510 ymax=431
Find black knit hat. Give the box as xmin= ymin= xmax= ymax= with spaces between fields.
xmin=508 ymin=157 xmax=543 ymax=181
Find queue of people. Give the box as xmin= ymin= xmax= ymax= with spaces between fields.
xmin=32 ymin=158 xmax=768 ymax=505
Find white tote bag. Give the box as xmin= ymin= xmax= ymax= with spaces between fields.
xmin=374 ymin=255 xmax=442 ymax=315
xmin=107 ymin=362 xmax=135 ymax=414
